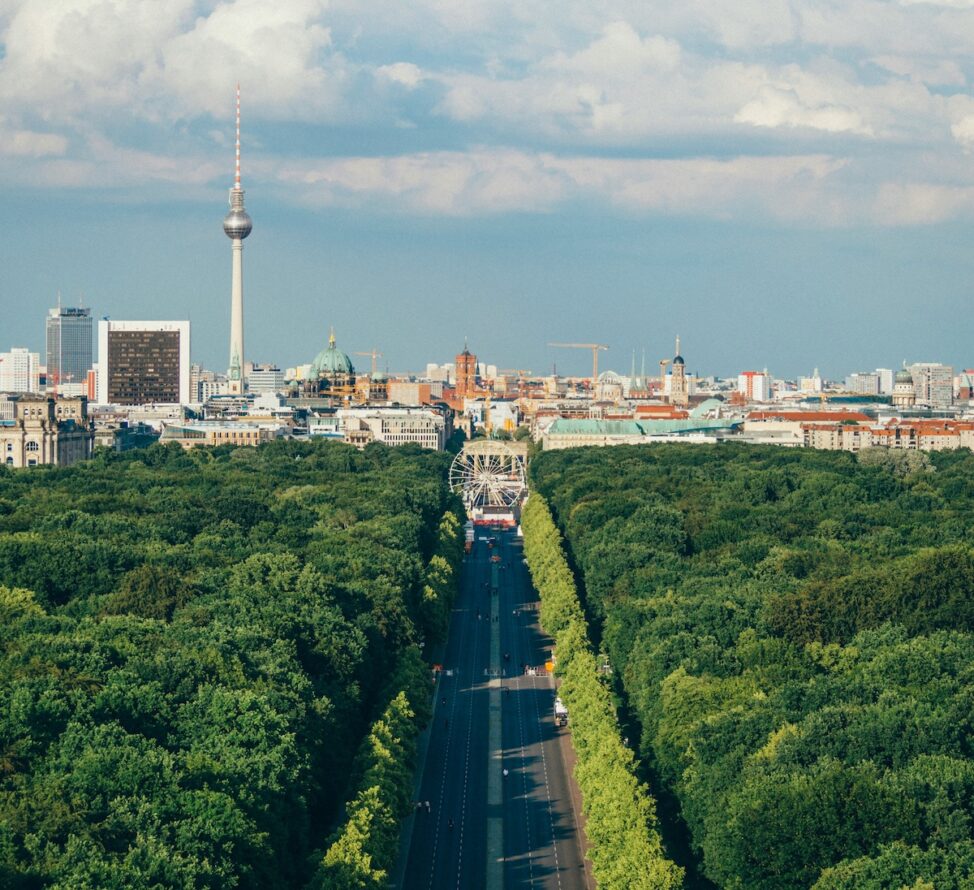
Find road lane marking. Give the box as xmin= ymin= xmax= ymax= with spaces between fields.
xmin=486 ymin=538 xmax=504 ymax=889
xmin=428 ymin=573 xmax=479 ymax=890
xmin=456 ymin=602 xmax=484 ymax=888
xmin=529 ymin=668 xmax=562 ymax=890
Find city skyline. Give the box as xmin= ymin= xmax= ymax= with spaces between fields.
xmin=2 ymin=1 xmax=974 ymax=377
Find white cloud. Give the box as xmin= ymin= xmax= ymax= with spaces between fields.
xmin=542 ymin=21 xmax=682 ymax=76
xmin=275 ymin=148 xmax=852 ymax=221
xmin=950 ymin=114 xmax=974 ymax=148
xmin=898 ymin=0 xmax=974 ymax=7
xmin=870 ymin=55 xmax=966 ymax=86
xmin=0 ymin=127 xmax=67 ymax=157
xmin=375 ymin=62 xmax=424 ymax=89
xmin=872 ymin=180 xmax=974 ymax=224
xmin=0 ymin=0 xmax=339 ymax=121
xmin=735 ymin=85 xmax=872 ymax=135
xmin=0 ymin=1 xmax=972 ymax=227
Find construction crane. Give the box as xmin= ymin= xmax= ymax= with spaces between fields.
xmin=547 ymin=343 xmax=608 ymax=387
xmin=354 ymin=348 xmax=383 ymax=376
xmin=659 ymin=358 xmax=671 ymax=397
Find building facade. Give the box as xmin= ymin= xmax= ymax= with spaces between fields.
xmin=455 ymin=344 xmax=478 ymax=397
xmin=670 ymin=337 xmax=689 ymax=407
xmin=909 ymin=362 xmax=953 ymax=408
xmin=845 ymin=372 xmax=881 ymax=395
xmin=96 ymin=320 xmax=191 ymax=405
xmin=738 ymin=370 xmax=773 ymax=402
xmin=0 ymin=348 xmax=41 ymax=393
xmin=159 ymin=420 xmax=286 ymax=448
xmin=247 ymin=365 xmax=285 ymax=394
xmin=338 ymin=407 xmax=450 ymax=450
xmin=0 ymin=394 xmax=94 ymax=468
xmin=892 ymin=367 xmax=917 ymax=408
xmin=45 ymin=306 xmax=92 ymax=393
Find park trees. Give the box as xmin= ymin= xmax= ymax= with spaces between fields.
xmin=0 ymin=439 xmax=456 ymax=887
xmin=531 ymin=443 xmax=974 ymax=888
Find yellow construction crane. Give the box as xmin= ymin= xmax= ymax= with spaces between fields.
xmin=354 ymin=348 xmax=383 ymax=376
xmin=547 ymin=343 xmax=608 ymax=387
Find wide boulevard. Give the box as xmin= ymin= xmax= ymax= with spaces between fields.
xmin=402 ymin=528 xmax=588 ymax=889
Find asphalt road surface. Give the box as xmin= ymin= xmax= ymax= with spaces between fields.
xmin=402 ymin=528 xmax=587 ymax=889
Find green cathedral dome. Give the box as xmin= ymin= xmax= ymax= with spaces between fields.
xmin=310 ymin=329 xmax=355 ymax=378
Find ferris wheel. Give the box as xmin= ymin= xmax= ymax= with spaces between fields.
xmin=449 ymin=441 xmax=528 ymax=508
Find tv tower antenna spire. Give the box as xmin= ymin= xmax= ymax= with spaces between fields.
xmin=223 ymin=83 xmax=253 ymax=395
xmin=235 ymin=83 xmax=242 ymax=188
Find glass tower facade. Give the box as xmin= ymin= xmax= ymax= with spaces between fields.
xmin=45 ymin=307 xmax=92 ymax=390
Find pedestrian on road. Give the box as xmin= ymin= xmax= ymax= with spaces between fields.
xmin=503 ymin=768 xmax=509 ymax=778
xmin=425 ymin=801 xmax=431 ymax=812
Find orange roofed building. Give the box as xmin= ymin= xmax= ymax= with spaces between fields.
xmin=803 ymin=419 xmax=974 ymax=452
xmin=635 ymin=405 xmax=690 ymax=420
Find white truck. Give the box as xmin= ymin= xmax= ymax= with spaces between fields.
xmin=554 ymin=697 xmax=569 ymax=727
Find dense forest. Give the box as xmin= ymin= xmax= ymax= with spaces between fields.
xmin=531 ymin=444 xmax=974 ymax=890
xmin=0 ymin=440 xmax=461 ymax=888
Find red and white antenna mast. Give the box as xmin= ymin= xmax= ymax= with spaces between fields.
xmin=234 ymin=82 xmax=242 ymax=188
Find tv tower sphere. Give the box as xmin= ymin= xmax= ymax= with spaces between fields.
xmin=223 ymin=199 xmax=252 ymax=239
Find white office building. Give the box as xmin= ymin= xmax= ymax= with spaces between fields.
xmin=876 ymin=368 xmax=894 ymax=395
xmin=738 ymin=370 xmax=773 ymax=402
xmin=0 ymin=348 xmax=40 ymax=393
xmin=909 ymin=362 xmax=953 ymax=408
xmin=845 ymin=372 xmax=881 ymax=395
xmin=248 ymin=365 xmax=285 ymax=394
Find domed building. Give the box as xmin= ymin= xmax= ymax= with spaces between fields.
xmin=669 ymin=336 xmax=689 ymax=407
xmin=356 ymin=368 xmax=388 ymax=402
xmin=892 ymin=366 xmax=916 ymax=409
xmin=304 ymin=328 xmax=356 ymax=394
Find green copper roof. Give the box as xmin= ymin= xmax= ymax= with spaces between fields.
xmin=546 ymin=417 xmax=740 ymax=437
xmin=309 ymin=330 xmax=355 ymax=378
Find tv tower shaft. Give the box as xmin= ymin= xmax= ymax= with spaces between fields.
xmin=222 ymin=84 xmax=253 ymax=394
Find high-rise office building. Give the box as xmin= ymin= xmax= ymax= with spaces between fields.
xmin=96 ymin=320 xmax=190 ymax=405
xmin=909 ymin=362 xmax=953 ymax=408
xmin=876 ymin=368 xmax=894 ymax=395
xmin=45 ymin=305 xmax=92 ymax=392
xmin=738 ymin=370 xmax=773 ymax=402
xmin=223 ymin=85 xmax=253 ymax=395
xmin=0 ymin=348 xmax=41 ymax=393
xmin=845 ymin=372 xmax=881 ymax=395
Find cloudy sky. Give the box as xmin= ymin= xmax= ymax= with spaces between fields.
xmin=1 ymin=0 xmax=973 ymax=378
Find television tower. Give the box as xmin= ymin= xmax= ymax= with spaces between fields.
xmin=223 ymin=84 xmax=252 ymax=394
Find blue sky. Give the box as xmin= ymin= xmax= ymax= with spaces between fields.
xmin=0 ymin=0 xmax=973 ymax=379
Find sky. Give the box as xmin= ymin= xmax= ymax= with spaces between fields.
xmin=1 ymin=0 xmax=973 ymax=380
